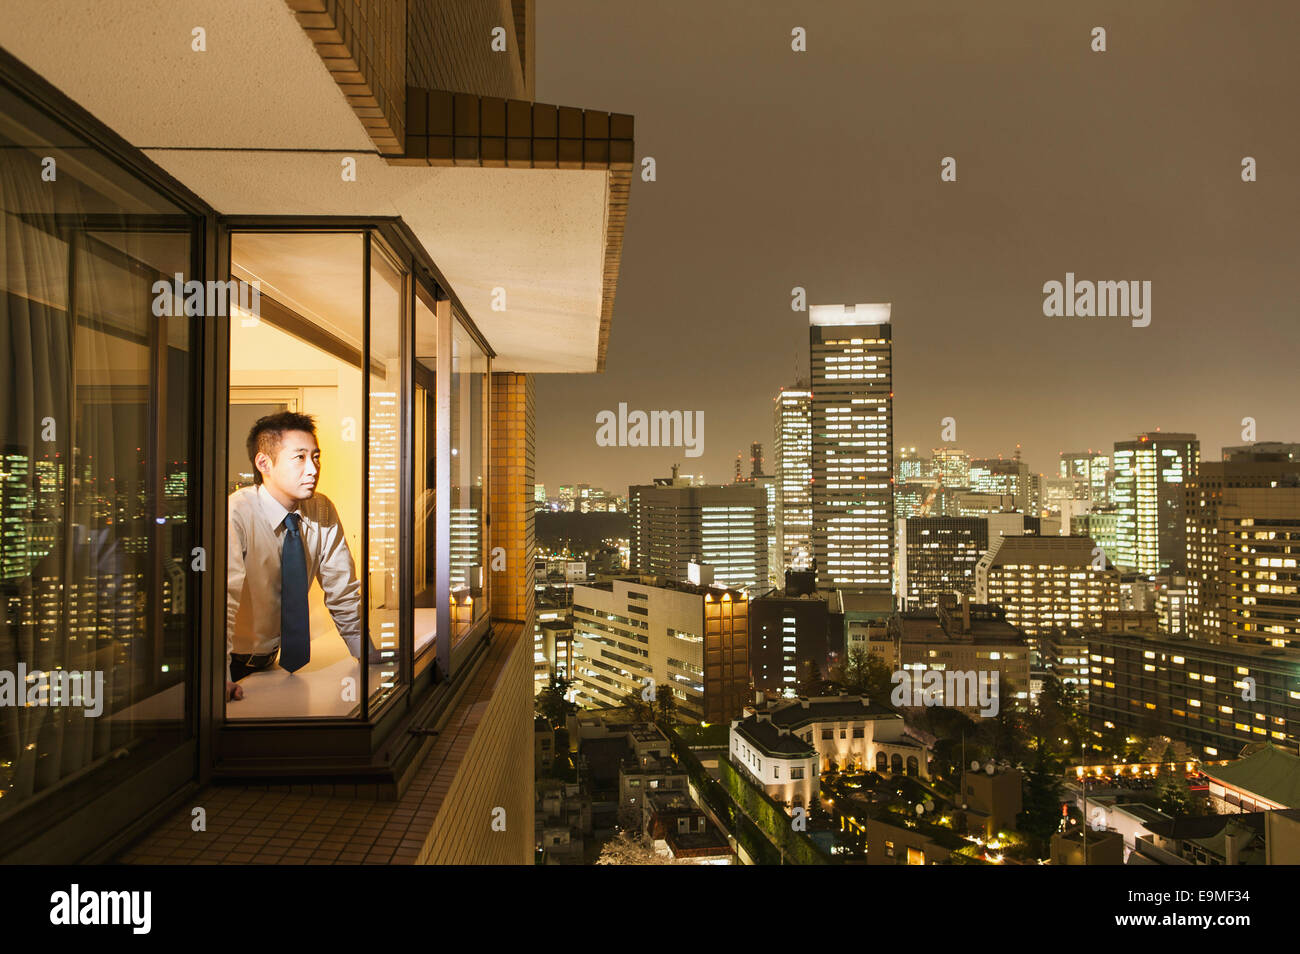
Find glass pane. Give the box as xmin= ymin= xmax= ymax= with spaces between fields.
xmin=366 ymin=243 xmax=405 ymax=708
xmin=450 ymin=318 xmax=487 ymax=644
xmin=0 ymin=83 xmax=194 ymax=824
xmin=226 ymin=232 xmax=364 ymax=719
xmin=413 ymin=291 xmax=438 ymax=667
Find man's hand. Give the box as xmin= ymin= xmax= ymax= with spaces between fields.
xmin=226 ymin=681 xmax=244 ymax=701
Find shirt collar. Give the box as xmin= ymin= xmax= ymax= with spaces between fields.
xmin=255 ymin=484 xmax=303 ymax=533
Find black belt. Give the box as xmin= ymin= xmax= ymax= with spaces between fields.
xmin=231 ymin=650 xmax=279 ymax=669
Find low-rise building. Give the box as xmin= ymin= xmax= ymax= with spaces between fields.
xmin=535 ymin=779 xmax=592 ymax=865
xmin=1051 ymin=828 xmax=1125 ymax=865
xmin=866 ymin=814 xmax=969 ymax=865
xmin=730 ymin=695 xmax=930 ymax=809
xmin=892 ymin=599 xmax=1032 ymax=716
xmin=642 ymin=791 xmax=733 ymax=864
xmin=1203 ymin=743 xmax=1300 ymax=813
xmin=1128 ymin=809 xmax=1300 ymax=865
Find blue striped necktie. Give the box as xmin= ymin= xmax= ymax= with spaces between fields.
xmin=280 ymin=512 xmax=311 ymax=673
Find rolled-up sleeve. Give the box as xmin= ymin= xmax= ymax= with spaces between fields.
xmin=316 ymin=501 xmax=363 ymax=657
xmin=226 ymin=502 xmax=248 ymax=682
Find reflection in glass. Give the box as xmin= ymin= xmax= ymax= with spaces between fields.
xmin=366 ymin=242 xmax=405 ymax=708
xmin=0 ymin=85 xmax=193 ymax=821
xmin=450 ymin=319 xmax=487 ymax=643
xmin=413 ymin=292 xmax=438 ymax=667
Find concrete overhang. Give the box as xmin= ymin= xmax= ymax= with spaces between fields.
xmin=0 ymin=0 xmax=627 ymax=373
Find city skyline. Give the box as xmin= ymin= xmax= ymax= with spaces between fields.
xmin=534 ymin=0 xmax=1300 ymax=491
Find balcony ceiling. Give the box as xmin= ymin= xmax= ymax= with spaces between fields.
xmin=1 ymin=0 xmax=611 ymax=373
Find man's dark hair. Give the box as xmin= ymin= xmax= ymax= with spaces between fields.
xmin=246 ymin=411 xmax=317 ymax=485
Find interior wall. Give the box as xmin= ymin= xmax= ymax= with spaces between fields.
xmin=229 ymin=319 xmax=363 ymax=560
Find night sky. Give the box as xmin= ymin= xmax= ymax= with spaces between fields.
xmin=534 ymin=0 xmax=1300 ymax=494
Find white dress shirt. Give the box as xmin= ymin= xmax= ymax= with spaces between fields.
xmin=226 ymin=484 xmax=362 ymax=681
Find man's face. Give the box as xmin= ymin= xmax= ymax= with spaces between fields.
xmin=257 ymin=429 xmax=320 ymax=503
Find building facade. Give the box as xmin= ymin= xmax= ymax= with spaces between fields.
xmin=628 ymin=476 xmax=769 ymax=590
xmin=0 ymin=2 xmax=633 ymax=865
xmin=975 ymin=535 xmax=1120 ymax=655
xmin=570 ymin=577 xmax=749 ymax=724
xmin=773 ymin=385 xmax=813 ymax=571
xmin=1112 ymin=431 xmax=1199 ymax=574
xmin=809 ymin=304 xmax=894 ymax=596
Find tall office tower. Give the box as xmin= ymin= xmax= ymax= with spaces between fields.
xmin=773 ymin=384 xmax=813 ymax=570
xmin=975 ymin=535 xmax=1120 ymax=656
xmin=897 ymin=516 xmax=987 ymax=609
xmin=897 ymin=513 xmax=1044 ymax=610
xmin=931 ymin=447 xmax=970 ymax=487
xmin=627 ymin=473 xmax=769 ymax=589
xmin=970 ymin=457 xmax=1031 ymax=510
xmin=534 ymin=483 xmax=546 ymax=508
xmin=1042 ymin=475 xmax=1087 ymax=514
xmin=896 ymin=447 xmax=927 ymax=482
xmin=1090 ymin=454 xmax=1114 ymax=505
xmin=1185 ymin=447 xmax=1300 ymax=646
xmin=809 ymin=303 xmax=894 ymax=595
xmin=752 ymin=473 xmax=780 ymax=587
xmin=570 ymin=577 xmax=749 ymax=724
xmin=750 ymin=442 xmax=765 ymax=478
xmin=1212 ymin=490 xmax=1300 ymax=654
xmin=894 ymin=481 xmax=933 ymax=520
xmin=1072 ymin=508 xmax=1119 ymax=562
xmin=1112 ymin=432 xmax=1199 ymax=575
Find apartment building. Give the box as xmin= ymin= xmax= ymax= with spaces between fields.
xmin=0 ymin=2 xmax=633 ymax=865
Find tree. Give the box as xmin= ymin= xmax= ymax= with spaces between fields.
xmin=797 ymin=659 xmax=824 ymax=695
xmin=838 ymin=648 xmax=894 ymax=700
xmin=1155 ymin=744 xmax=1196 ymax=816
xmin=595 ymin=831 xmax=681 ymax=865
xmin=653 ymin=685 xmax=678 ymax=724
xmin=620 ymin=683 xmax=653 ymax=722
xmin=536 ymin=675 xmax=577 ymax=728
xmin=1016 ymin=747 xmax=1065 ymax=857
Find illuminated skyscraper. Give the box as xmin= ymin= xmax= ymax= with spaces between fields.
xmin=628 ymin=474 xmax=768 ymax=590
xmin=930 ymin=447 xmax=970 ymax=487
xmin=1112 ymin=432 xmax=1199 ymax=574
xmin=773 ymin=384 xmax=812 ymax=570
xmin=809 ymin=303 xmax=893 ymax=595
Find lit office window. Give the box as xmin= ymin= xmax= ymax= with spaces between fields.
xmin=450 ymin=317 xmax=487 ymax=643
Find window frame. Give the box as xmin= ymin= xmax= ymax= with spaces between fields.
xmin=212 ymin=217 xmax=496 ymax=779
xmin=0 ymin=47 xmax=211 ymax=862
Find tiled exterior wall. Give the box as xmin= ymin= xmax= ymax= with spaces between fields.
xmin=421 ymin=617 xmax=534 ymax=863
xmin=490 ymin=372 xmax=535 ymax=622
xmin=407 ymin=0 xmax=531 ymax=100
xmin=287 ymin=0 xmax=407 ymax=152
xmin=398 ymin=91 xmax=633 ymax=170
xmin=286 ymin=0 xmax=533 ymax=153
